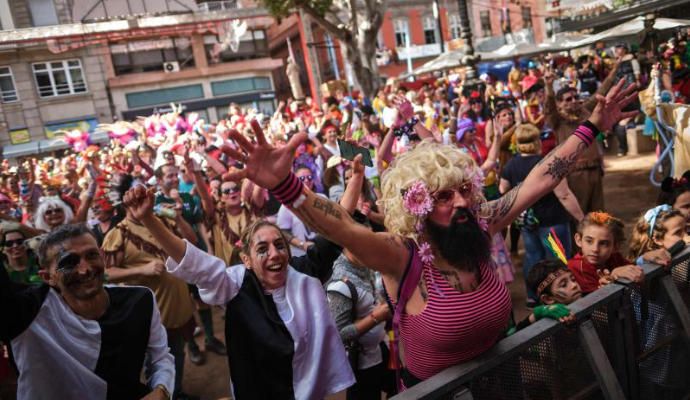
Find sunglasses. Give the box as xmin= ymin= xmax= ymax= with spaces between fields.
xmin=4 ymin=239 xmax=24 ymax=248
xmin=561 ymin=95 xmax=578 ymax=103
xmin=298 ymin=175 xmax=314 ymax=182
xmin=45 ymin=208 xmax=64 ymax=215
xmin=432 ymin=182 xmax=474 ymax=205
xmin=222 ymin=186 xmax=240 ymax=195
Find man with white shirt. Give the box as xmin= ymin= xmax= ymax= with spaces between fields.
xmin=0 ymin=224 xmax=174 ymax=400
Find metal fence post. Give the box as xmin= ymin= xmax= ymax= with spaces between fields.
xmin=578 ymin=319 xmax=626 ymax=400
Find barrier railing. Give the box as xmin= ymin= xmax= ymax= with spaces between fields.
xmin=393 ymin=247 xmax=690 ymax=400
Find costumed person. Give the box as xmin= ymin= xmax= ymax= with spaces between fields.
xmin=101 ymin=174 xmax=197 ymax=400
xmin=567 ymin=212 xmax=644 ymax=295
xmin=216 ymin=78 xmax=638 ymax=389
xmin=544 ymin=62 xmax=620 ymax=213
xmin=512 ymin=259 xmax=579 ymax=332
xmin=123 ymin=186 xmax=355 ymax=399
xmin=0 ymin=224 xmax=174 ymax=400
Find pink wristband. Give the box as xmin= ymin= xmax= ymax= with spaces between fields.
xmin=573 ymin=120 xmax=599 ymax=146
xmin=270 ymin=172 xmax=304 ymax=206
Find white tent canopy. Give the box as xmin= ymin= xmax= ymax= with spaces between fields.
xmin=407 ymin=16 xmax=690 ymax=77
xmin=567 ymin=16 xmax=690 ymax=48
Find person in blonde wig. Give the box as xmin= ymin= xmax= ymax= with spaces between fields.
xmin=34 ymin=196 xmax=74 ymax=232
xmin=205 ymin=79 xmax=638 ymax=389
xmin=500 ymin=124 xmax=584 ymax=304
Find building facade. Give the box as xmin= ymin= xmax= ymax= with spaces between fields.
xmin=0 ymin=0 xmax=278 ymax=159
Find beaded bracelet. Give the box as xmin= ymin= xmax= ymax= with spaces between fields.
xmin=393 ymin=116 xmax=420 ymax=138
xmin=270 ymin=172 xmax=304 ymax=206
xmin=573 ymin=120 xmax=600 ymax=146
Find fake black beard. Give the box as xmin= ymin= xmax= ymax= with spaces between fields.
xmin=425 ymin=208 xmax=492 ymax=271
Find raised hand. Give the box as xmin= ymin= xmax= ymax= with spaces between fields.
xmin=221 ymin=119 xmax=306 ymax=189
xmin=589 ymin=78 xmax=639 ymax=131
xmin=123 ymin=184 xmax=155 ymax=221
xmin=392 ymin=95 xmax=414 ymax=122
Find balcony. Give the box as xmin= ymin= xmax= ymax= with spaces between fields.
xmin=396 ymin=44 xmax=442 ymax=60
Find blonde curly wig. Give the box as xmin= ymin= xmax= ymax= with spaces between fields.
xmin=380 ymin=140 xmax=486 ymax=241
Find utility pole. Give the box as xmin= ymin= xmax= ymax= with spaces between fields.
xmin=433 ymin=0 xmax=445 ymax=53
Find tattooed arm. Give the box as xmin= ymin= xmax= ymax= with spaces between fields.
xmin=288 ymin=188 xmax=409 ymax=277
xmin=484 ymin=78 xmax=639 ymax=235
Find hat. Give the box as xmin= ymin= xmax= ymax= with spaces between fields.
xmin=326 ymin=155 xmax=344 ymax=169
xmin=524 ymin=79 xmax=544 ymax=96
xmin=615 ymin=42 xmax=629 ymax=51
xmin=456 ymin=118 xmax=476 ymax=142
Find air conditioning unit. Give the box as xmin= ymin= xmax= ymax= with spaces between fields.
xmin=163 ymin=61 xmax=180 ymax=73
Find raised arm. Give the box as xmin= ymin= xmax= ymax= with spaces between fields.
xmin=183 ymin=152 xmax=215 ymax=217
xmin=222 ymin=121 xmax=409 ymax=278
xmin=553 ymin=179 xmax=584 ymax=222
xmin=483 ymin=78 xmax=638 ymax=234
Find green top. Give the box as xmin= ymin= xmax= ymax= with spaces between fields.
xmin=5 ymin=252 xmax=41 ymax=285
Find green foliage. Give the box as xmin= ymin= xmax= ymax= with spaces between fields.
xmin=259 ymin=0 xmax=335 ymax=19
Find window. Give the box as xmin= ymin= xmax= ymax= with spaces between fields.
xmin=480 ymin=11 xmax=492 ymax=37
xmin=28 ymin=0 xmax=58 ymax=26
xmin=111 ymin=38 xmax=194 ymax=75
xmin=449 ymin=14 xmax=462 ymax=40
xmin=211 ymin=77 xmax=273 ymax=97
xmin=522 ymin=6 xmax=532 ymax=28
xmin=394 ymin=18 xmax=409 ymax=47
xmin=0 ymin=67 xmax=18 ymax=102
xmin=126 ymin=84 xmax=204 ymax=109
xmin=32 ymin=60 xmax=87 ymax=98
xmin=500 ymin=8 xmax=512 ymax=34
xmin=205 ymin=30 xmax=268 ymax=64
xmin=423 ymin=16 xmax=439 ymax=44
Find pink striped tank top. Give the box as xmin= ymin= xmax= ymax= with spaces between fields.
xmin=399 ymin=245 xmax=513 ymax=380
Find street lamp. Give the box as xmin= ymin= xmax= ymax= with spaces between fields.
xmin=456 ymin=0 xmax=482 ymax=94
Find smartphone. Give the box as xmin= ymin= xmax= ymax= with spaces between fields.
xmin=338 ymin=139 xmax=373 ymax=167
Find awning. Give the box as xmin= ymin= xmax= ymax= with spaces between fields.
xmin=564 ymin=16 xmax=690 ymax=48
xmin=2 ymin=132 xmax=110 ymax=159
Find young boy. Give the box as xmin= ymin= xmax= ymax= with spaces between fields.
xmin=513 ymin=259 xmax=580 ymax=331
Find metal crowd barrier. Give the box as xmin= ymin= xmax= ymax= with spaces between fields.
xmin=393 ymin=247 xmax=690 ymax=400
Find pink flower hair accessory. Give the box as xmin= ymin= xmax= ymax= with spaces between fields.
xmin=402 ymin=181 xmax=433 ymax=217
xmin=418 ymin=242 xmax=435 ymax=265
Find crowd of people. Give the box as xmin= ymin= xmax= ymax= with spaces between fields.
xmin=1 ymin=35 xmax=690 ymax=400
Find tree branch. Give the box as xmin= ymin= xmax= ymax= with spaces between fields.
xmin=299 ymin=5 xmax=348 ymax=41
xmin=349 ymin=0 xmax=359 ymax=34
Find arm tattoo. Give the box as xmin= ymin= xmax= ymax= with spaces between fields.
xmin=313 ymin=198 xmax=342 ymax=220
xmin=539 ymin=141 xmax=588 ymax=181
xmin=484 ymin=183 xmax=521 ymax=223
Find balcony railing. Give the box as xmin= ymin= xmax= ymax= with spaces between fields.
xmin=197 ymin=1 xmax=240 ymax=12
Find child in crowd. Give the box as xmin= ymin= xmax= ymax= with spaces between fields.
xmin=512 ymin=259 xmax=579 ymax=332
xmin=658 ymin=170 xmax=690 ymax=237
xmin=629 ymin=205 xmax=684 ymax=261
xmin=568 ymin=212 xmax=643 ymax=294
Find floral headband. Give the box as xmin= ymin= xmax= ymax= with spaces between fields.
xmin=644 ymin=204 xmax=673 ymax=236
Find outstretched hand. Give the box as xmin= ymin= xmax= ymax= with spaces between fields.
xmin=123 ymin=185 xmax=156 ymax=221
xmin=392 ymin=95 xmax=414 ymax=123
xmin=589 ymin=78 xmax=639 ymax=131
xmin=221 ymin=120 xmax=306 ymax=189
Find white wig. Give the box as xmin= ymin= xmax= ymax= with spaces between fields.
xmin=34 ymin=196 xmax=74 ymax=232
